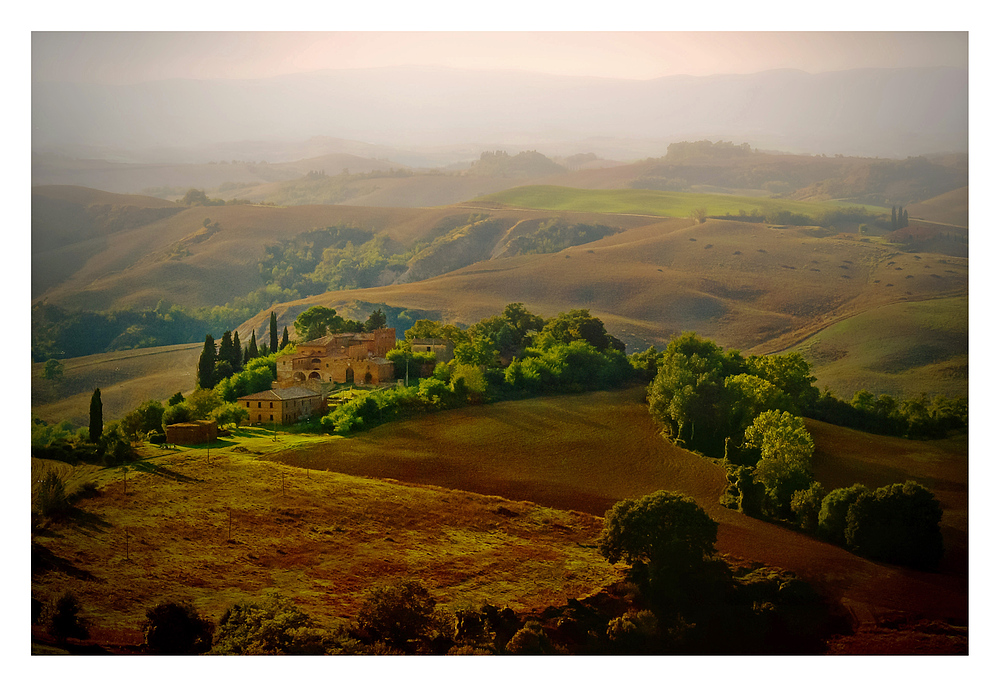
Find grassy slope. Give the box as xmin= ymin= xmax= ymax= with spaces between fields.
xmin=906 ymin=187 xmax=969 ymax=228
xmin=31 ymin=344 xmax=202 ymax=427
xmin=31 ymin=428 xmax=616 ymax=644
xmin=793 ymin=296 xmax=968 ymax=398
xmin=31 ymin=388 xmax=968 ymax=648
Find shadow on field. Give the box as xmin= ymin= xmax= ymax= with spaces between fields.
xmin=31 ymin=541 xmax=99 ymax=581
xmin=129 ymin=460 xmax=202 ymax=484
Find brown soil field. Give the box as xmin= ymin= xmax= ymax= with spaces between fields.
xmin=270 ymin=388 xmax=968 ymax=626
xmin=907 ymin=187 xmax=969 ymax=228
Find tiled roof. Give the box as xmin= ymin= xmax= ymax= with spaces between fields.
xmin=238 ymin=386 xmax=320 ymax=401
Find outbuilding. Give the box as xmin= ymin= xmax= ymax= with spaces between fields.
xmin=238 ymin=386 xmax=326 ymax=425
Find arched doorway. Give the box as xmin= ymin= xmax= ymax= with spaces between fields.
xmin=364 ymin=371 xmax=373 ymax=384
xmin=345 ymin=368 xmax=354 ymax=384
xmin=309 ymin=371 xmax=321 ymax=380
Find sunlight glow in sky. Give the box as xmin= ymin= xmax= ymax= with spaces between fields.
xmin=32 ymin=31 xmax=968 ymax=85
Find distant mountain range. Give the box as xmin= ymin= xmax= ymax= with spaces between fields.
xmin=32 ymin=66 xmax=968 ymax=165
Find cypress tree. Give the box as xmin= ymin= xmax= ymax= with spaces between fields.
xmin=891 ymin=205 xmax=897 ymax=230
xmin=218 ymin=331 xmax=234 ymax=372
xmin=269 ymin=312 xmax=279 ymax=354
xmin=197 ymin=334 xmax=216 ymax=389
xmin=232 ymin=330 xmax=243 ymax=372
xmin=248 ymin=330 xmax=259 ymax=359
xmin=902 ymin=209 xmax=908 ymax=227
xmin=281 ymin=326 xmax=289 ymax=350
xmin=89 ymin=388 xmax=103 ymax=443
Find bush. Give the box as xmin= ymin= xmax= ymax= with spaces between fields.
xmin=212 ymin=592 xmax=324 ymax=655
xmin=47 ymin=593 xmax=89 ymax=643
xmin=817 ymin=484 xmax=870 ymax=545
xmin=505 ymin=621 xmax=559 ymax=655
xmin=606 ymin=610 xmax=659 ymax=653
xmin=790 ymin=482 xmax=826 ymax=533
xmin=142 ymin=601 xmax=214 ymax=655
xmin=845 ymin=481 xmax=944 ymax=569
xmin=37 ymin=471 xmax=68 ymax=518
xmin=355 ymin=581 xmax=437 ymax=650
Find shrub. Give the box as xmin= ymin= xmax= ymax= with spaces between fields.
xmin=845 ymin=481 xmax=944 ymax=569
xmin=46 ymin=593 xmax=89 ymax=643
xmin=37 ymin=471 xmax=68 ymax=518
xmin=790 ymin=482 xmax=826 ymax=533
xmin=817 ymin=484 xmax=870 ymax=545
xmin=505 ymin=621 xmax=559 ymax=655
xmin=212 ymin=592 xmax=324 ymax=655
xmin=355 ymin=580 xmax=437 ymax=650
xmin=606 ymin=610 xmax=659 ymax=653
xmin=142 ymin=601 xmax=214 ymax=655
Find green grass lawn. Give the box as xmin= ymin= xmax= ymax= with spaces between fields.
xmin=476 ymin=185 xmax=883 ymax=219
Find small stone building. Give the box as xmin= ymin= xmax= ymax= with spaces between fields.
xmin=410 ymin=338 xmax=455 ymax=364
xmin=238 ymin=386 xmax=326 ymax=425
xmin=165 ymin=419 xmax=217 ymax=445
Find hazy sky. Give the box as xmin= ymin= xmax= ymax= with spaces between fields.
xmin=32 ymin=30 xmax=968 ymax=85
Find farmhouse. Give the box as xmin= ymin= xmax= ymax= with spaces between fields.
xmin=276 ymin=327 xmax=396 ymax=387
xmin=238 ymin=386 xmax=326 ymax=425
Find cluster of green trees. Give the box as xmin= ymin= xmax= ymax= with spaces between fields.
xmin=320 ymin=304 xmax=633 ymax=435
xmin=642 ymin=332 xmax=953 ymax=569
xmin=196 ymin=312 xmax=289 ymax=389
xmin=505 ymin=219 xmax=618 ymax=255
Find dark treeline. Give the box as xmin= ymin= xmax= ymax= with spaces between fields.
xmin=638 ymin=332 xmax=961 ymax=571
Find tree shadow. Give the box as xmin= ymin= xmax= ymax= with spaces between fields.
xmin=31 ymin=541 xmax=100 ymax=581
xmin=62 ymin=505 xmax=113 ymax=535
xmin=128 ymin=460 xmax=202 ymax=484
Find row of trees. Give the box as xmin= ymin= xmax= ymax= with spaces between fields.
xmin=642 ymin=332 xmax=952 ymax=570
xmin=196 ymin=312 xmax=289 ymax=389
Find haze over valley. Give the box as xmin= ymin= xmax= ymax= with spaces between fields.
xmin=29 ymin=29 xmax=972 ymax=660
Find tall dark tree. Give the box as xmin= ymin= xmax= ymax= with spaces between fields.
xmin=891 ymin=205 xmax=897 ymax=230
xmin=218 ymin=331 xmax=236 ymax=376
xmin=247 ymin=330 xmax=259 ymax=359
xmin=89 ymin=388 xmax=103 ymax=443
xmin=197 ymin=334 xmax=216 ymax=389
xmin=269 ymin=312 xmax=279 ymax=353
xmin=901 ymin=209 xmax=908 ymax=227
xmin=232 ymin=330 xmax=243 ymax=372
xmin=281 ymin=326 xmax=289 ymax=350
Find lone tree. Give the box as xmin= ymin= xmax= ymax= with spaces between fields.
xmin=89 ymin=388 xmax=103 ymax=443
xmin=42 ymin=358 xmax=64 ymax=381
xmin=598 ymin=491 xmax=723 ymax=613
xmin=197 ymin=334 xmax=216 ymax=389
xmin=280 ymin=326 xmax=289 ymax=350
